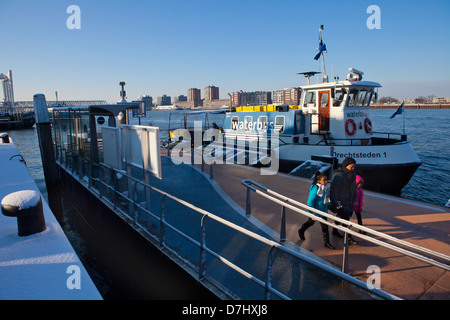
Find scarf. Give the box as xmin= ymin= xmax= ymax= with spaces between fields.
xmin=342 ymin=166 xmax=356 ymax=181
xmin=316 ymin=184 xmax=330 ymax=205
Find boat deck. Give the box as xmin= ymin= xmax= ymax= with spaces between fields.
xmin=206 ymin=161 xmax=450 ymax=300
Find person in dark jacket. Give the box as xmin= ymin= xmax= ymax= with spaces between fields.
xmin=330 ymin=157 xmax=358 ymax=244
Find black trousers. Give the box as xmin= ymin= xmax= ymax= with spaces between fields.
xmin=300 ymin=217 xmax=329 ymax=240
xmin=334 ymin=209 xmax=356 ymax=239
xmin=353 ymin=211 xmax=363 ymax=225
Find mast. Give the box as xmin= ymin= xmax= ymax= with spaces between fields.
xmin=318 ymin=26 xmax=328 ymax=83
xmin=313 ymin=25 xmax=328 ymax=83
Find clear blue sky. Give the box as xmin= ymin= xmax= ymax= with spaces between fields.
xmin=1 ymin=0 xmax=449 ymax=102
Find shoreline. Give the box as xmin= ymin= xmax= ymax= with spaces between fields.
xmin=370 ymin=103 xmax=450 ymax=109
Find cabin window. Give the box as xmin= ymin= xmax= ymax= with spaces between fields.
xmin=231 ymin=116 xmax=239 ymax=131
xmin=319 ymin=92 xmax=329 ymax=109
xmin=333 ymin=90 xmax=345 ymax=106
xmin=364 ymin=89 xmax=373 ymax=106
xmin=303 ymin=92 xmax=316 ymax=108
xmin=356 ymin=89 xmax=367 ymax=107
xmin=347 ymin=89 xmax=358 ymax=106
xmin=295 ymin=112 xmax=304 ymax=134
xmin=244 ymin=116 xmax=253 ymax=132
xmin=257 ymin=116 xmax=268 ymax=133
xmin=274 ymin=116 xmax=285 ymax=133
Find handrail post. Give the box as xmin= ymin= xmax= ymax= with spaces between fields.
xmin=133 ymin=181 xmax=139 ymax=224
xmin=201 ymin=148 xmax=205 ymax=172
xmin=342 ymin=231 xmax=349 ymax=273
xmin=199 ymin=215 xmax=207 ymax=280
xmin=113 ymin=170 xmax=117 ymax=210
xmin=88 ymin=161 xmax=92 ymax=188
xmin=280 ymin=203 xmax=287 ymax=243
xmin=159 ymin=194 xmax=166 ymax=247
xmin=265 ymin=246 xmax=275 ymax=300
xmin=209 ymin=163 xmax=214 ymax=180
xmin=245 ymin=187 xmax=251 ymax=216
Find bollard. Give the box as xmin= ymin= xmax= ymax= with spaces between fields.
xmin=1 ymin=190 xmax=46 ymax=237
xmin=1 ymin=132 xmax=10 ymax=144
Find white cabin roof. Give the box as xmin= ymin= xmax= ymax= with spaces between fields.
xmin=301 ymin=80 xmax=382 ymax=90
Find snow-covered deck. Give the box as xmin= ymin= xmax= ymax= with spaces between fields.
xmin=0 ymin=139 xmax=101 ymax=300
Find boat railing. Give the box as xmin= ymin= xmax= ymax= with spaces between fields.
xmin=55 ymin=152 xmax=399 ymax=300
xmin=371 ymin=131 xmax=407 ymax=144
xmin=241 ymin=179 xmax=450 ymax=274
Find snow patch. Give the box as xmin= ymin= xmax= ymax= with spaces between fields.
xmin=1 ymin=190 xmax=41 ymax=210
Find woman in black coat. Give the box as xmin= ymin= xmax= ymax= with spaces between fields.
xmin=330 ymin=157 xmax=358 ymax=244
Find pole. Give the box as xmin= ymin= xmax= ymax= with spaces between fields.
xmin=403 ymin=107 xmax=406 ymax=135
xmin=33 ymin=94 xmax=61 ymax=214
xmin=8 ymin=70 xmax=15 ymax=113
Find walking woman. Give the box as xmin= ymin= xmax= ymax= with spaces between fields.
xmin=330 ymin=157 xmax=358 ymax=245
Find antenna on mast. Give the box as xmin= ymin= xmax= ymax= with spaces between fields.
xmin=297 ymin=72 xmax=321 ymax=85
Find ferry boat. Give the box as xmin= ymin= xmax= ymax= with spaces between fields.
xmin=222 ymin=71 xmax=421 ymax=194
xmin=221 ymin=28 xmax=421 ymax=195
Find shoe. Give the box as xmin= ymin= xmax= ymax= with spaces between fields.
xmin=348 ymin=237 xmax=359 ymax=245
xmin=298 ymin=228 xmax=305 ymax=241
xmin=324 ymin=241 xmax=335 ymax=250
xmin=332 ymin=229 xmax=343 ymax=238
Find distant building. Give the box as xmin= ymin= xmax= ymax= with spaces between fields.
xmin=272 ymin=90 xmax=285 ymax=105
xmin=284 ymin=88 xmax=301 ymax=105
xmin=272 ymin=88 xmax=301 ymax=105
xmin=431 ymin=96 xmax=450 ymax=103
xmin=174 ymin=95 xmax=187 ymax=102
xmin=188 ymin=88 xmax=202 ymax=107
xmin=232 ymin=91 xmax=272 ymax=107
xmin=205 ymin=86 xmax=219 ymax=101
xmin=398 ymin=98 xmax=416 ymax=104
xmin=137 ymin=95 xmax=153 ymax=110
xmin=188 ymin=88 xmax=201 ymax=101
xmin=157 ymin=94 xmax=171 ymax=106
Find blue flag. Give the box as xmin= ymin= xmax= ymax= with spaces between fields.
xmin=314 ymin=39 xmax=327 ymax=60
xmin=390 ymin=102 xmax=404 ymax=119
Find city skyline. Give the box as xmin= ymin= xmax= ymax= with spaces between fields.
xmin=1 ymin=0 xmax=450 ymax=103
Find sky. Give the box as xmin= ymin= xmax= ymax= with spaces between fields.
xmin=1 ymin=0 xmax=450 ymax=103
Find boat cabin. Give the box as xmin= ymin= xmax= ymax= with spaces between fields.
xmin=300 ymin=78 xmax=381 ymax=145
xmin=223 ymin=69 xmax=381 ymax=147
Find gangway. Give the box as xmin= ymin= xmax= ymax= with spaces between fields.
xmin=241 ymin=180 xmax=450 ymax=274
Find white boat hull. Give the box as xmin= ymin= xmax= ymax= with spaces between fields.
xmin=278 ymin=142 xmax=421 ymax=194
xmin=278 ymin=141 xmax=421 ymax=167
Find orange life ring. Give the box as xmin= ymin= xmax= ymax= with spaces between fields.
xmin=345 ymin=119 xmax=357 ymax=136
xmin=364 ymin=118 xmax=372 ymax=133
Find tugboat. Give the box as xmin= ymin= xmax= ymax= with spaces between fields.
xmin=222 ymin=27 xmax=421 ymax=194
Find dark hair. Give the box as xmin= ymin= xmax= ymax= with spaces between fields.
xmin=312 ymin=171 xmax=327 ymax=185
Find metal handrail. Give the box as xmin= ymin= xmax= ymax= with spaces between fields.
xmin=241 ymin=179 xmax=450 ymax=273
xmin=61 ymin=157 xmax=398 ymax=300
